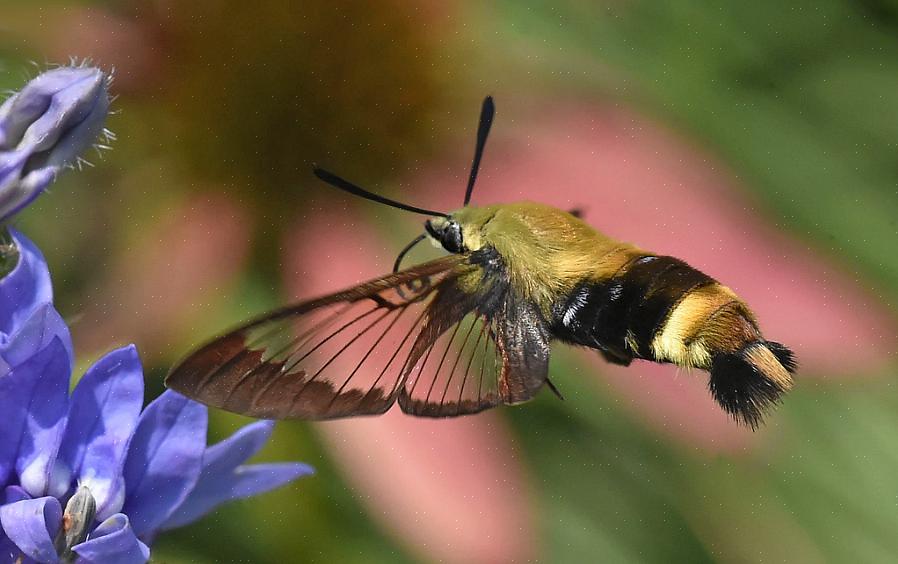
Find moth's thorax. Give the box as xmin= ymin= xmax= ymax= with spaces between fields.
xmin=450 ymin=202 xmax=642 ymax=312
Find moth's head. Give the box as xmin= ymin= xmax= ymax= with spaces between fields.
xmin=425 ymin=216 xmax=465 ymax=253
xmin=425 ymin=206 xmax=496 ymax=254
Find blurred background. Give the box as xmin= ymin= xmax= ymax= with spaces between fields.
xmin=3 ymin=1 xmax=898 ymax=562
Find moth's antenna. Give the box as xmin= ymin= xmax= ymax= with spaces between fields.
xmin=392 ymin=233 xmax=427 ymax=273
xmin=313 ymin=167 xmax=449 ymax=217
xmin=463 ymin=96 xmax=495 ymax=206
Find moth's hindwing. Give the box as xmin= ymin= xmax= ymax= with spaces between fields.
xmin=165 ymin=251 xmax=552 ymax=420
xmin=398 ymin=257 xmax=550 ymax=416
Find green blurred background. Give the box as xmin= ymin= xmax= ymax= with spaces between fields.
xmin=4 ymin=1 xmax=898 ymax=562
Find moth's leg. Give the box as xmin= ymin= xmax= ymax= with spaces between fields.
xmin=545 ymin=377 xmax=565 ymax=400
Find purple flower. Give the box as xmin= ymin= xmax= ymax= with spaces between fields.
xmin=0 ymin=65 xmax=111 ymax=223
xmin=0 ymin=230 xmax=72 ymax=384
xmin=0 ymin=232 xmax=313 ymax=563
xmin=0 ymin=63 xmax=311 ymax=562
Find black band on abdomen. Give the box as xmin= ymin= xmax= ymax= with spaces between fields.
xmin=551 ymin=255 xmax=714 ymax=359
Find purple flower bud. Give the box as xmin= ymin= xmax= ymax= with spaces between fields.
xmin=0 ymin=65 xmax=111 ymax=222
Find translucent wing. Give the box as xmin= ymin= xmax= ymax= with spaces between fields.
xmin=165 ymin=251 xmax=553 ymax=420
xmin=165 ymin=256 xmax=467 ymax=419
xmin=399 ymin=276 xmax=506 ymax=416
xmin=399 ymin=281 xmax=552 ymax=416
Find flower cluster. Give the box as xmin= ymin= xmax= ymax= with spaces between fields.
xmin=0 ymin=67 xmax=312 ymax=563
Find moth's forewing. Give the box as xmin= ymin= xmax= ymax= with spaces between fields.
xmin=165 ymin=256 xmax=464 ymax=419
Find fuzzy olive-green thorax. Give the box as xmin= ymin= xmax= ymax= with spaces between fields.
xmin=443 ymin=202 xmax=642 ymax=314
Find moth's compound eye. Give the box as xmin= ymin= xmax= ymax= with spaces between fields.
xmin=442 ymin=221 xmax=464 ymax=253
xmin=424 ymin=218 xmax=464 ymax=254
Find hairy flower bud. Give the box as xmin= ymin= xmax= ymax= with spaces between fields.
xmin=0 ymin=65 xmax=111 ymax=222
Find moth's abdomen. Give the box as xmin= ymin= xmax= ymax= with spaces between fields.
xmin=551 ymin=254 xmax=795 ymax=427
xmin=552 ymin=255 xmax=713 ymax=359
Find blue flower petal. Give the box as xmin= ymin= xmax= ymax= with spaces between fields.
xmin=15 ymin=338 xmax=70 ymax=498
xmin=163 ymin=462 xmax=313 ymax=530
xmin=72 ymin=514 xmax=149 ymax=564
xmin=0 ymin=535 xmax=22 ymax=564
xmin=0 ymin=153 xmax=20 ymax=185
xmin=197 ymin=420 xmax=276 ymax=477
xmin=1 ymin=303 xmax=72 ymax=375
xmin=4 ymin=485 xmax=30 ymax=504
xmin=57 ymin=345 xmax=143 ymax=519
xmin=0 ymin=159 xmax=56 ymax=223
xmin=0 ymin=151 xmax=29 ymax=212
xmin=0 ymin=338 xmax=69 ymax=492
xmin=0 ymin=231 xmax=53 ymax=339
xmin=0 ymin=496 xmax=61 ymax=564
xmin=122 ymin=390 xmax=207 ymax=537
xmin=162 ymin=420 xmax=312 ymax=529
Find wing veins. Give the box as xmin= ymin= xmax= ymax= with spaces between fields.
xmin=215 ymin=302 xmax=360 ymax=404
xmin=288 ymin=307 xmax=393 ymax=406
xmin=246 ymin=364 xmax=292 ymax=412
xmin=193 ymin=320 xmax=288 ymax=396
xmin=281 ymin=304 xmax=381 ymax=375
xmin=195 ymin=301 xmax=355 ymax=397
xmin=478 ymin=319 xmax=498 ymax=408
xmin=424 ymin=321 xmax=464 ymax=406
xmin=406 ymin=328 xmax=438 ymax=399
xmin=455 ymin=317 xmax=489 ymax=415
xmin=326 ymin=306 xmax=406 ymax=406
xmin=309 ymin=308 xmax=395 ymax=382
xmin=355 ymin=305 xmax=430 ymax=411
xmin=276 ymin=301 xmax=357 ymax=362
xmin=439 ymin=316 xmax=479 ymax=409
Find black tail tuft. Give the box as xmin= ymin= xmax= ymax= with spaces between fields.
xmin=709 ymin=342 xmax=795 ymax=429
